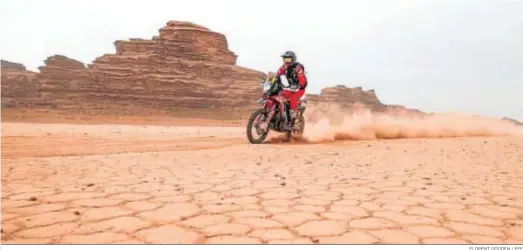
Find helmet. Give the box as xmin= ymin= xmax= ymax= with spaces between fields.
xmin=281 ymin=51 xmax=297 ymax=63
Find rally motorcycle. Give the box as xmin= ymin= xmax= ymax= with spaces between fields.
xmin=246 ymin=73 xmax=306 ymax=144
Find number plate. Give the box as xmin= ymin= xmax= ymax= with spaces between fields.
xmin=280 ymin=75 xmax=290 ymax=87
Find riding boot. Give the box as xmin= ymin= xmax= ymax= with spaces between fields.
xmin=284 ymin=110 xmax=297 ymax=131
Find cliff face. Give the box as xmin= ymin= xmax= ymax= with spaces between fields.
xmin=37 ymin=55 xmax=94 ymax=110
xmin=1 ymin=60 xmax=39 ymax=108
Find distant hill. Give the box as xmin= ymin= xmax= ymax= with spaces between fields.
xmin=502 ymin=117 xmax=523 ymax=126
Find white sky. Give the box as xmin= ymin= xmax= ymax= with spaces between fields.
xmin=1 ymin=0 xmax=522 ymax=120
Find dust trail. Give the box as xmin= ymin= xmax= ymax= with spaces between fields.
xmin=272 ymin=104 xmax=523 ymax=143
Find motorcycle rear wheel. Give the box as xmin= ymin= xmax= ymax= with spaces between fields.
xmin=294 ymin=115 xmax=305 ymax=136
xmin=246 ymin=109 xmax=269 ymax=144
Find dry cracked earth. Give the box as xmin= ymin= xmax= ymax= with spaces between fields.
xmin=1 ymin=122 xmax=523 ymax=244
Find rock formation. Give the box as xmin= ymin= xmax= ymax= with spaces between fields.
xmin=304 ymin=85 xmax=425 ymax=117
xmin=306 ymin=85 xmax=387 ymax=111
xmin=1 ymin=60 xmax=39 ymax=108
xmin=37 ymin=55 xmax=94 ymax=110
xmin=5 ymin=21 xmax=266 ymax=119
xmin=502 ymin=117 xmax=523 ymax=126
xmin=384 ymin=104 xmax=425 ymax=116
xmin=2 ymin=20 xmax=423 ymax=121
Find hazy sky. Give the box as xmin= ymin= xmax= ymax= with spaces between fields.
xmin=1 ymin=0 xmax=522 ymax=120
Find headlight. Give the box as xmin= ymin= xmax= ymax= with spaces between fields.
xmin=262 ymin=82 xmax=272 ymax=93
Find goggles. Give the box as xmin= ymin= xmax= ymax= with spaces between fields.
xmin=283 ymin=57 xmax=293 ymax=63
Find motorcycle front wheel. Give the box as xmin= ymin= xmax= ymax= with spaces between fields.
xmin=246 ymin=109 xmax=269 ymax=144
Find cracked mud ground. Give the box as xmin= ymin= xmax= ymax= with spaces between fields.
xmin=2 ymin=122 xmax=523 ymax=244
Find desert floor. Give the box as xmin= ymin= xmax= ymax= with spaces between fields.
xmin=1 ymin=122 xmax=523 ymax=244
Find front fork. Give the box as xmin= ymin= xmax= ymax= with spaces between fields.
xmin=258 ymin=110 xmax=275 ymax=133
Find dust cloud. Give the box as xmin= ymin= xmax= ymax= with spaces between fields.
xmin=276 ymin=104 xmax=523 ymax=143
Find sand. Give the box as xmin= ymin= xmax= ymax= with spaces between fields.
xmin=1 ymin=112 xmax=523 ymax=244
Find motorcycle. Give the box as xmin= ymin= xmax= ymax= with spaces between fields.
xmin=246 ymin=73 xmax=306 ymax=144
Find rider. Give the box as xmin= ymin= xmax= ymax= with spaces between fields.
xmin=276 ymin=51 xmax=308 ymax=130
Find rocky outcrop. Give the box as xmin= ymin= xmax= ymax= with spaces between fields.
xmin=1 ymin=60 xmax=27 ymax=71
xmin=502 ymin=117 xmax=523 ymax=126
xmin=385 ymin=104 xmax=425 ymax=116
xmin=37 ymin=55 xmax=94 ymax=110
xmin=304 ymin=85 xmax=425 ymax=117
xmin=306 ymin=85 xmax=387 ymax=111
xmin=1 ymin=60 xmax=39 ymax=108
xmin=114 ymin=21 xmax=238 ymax=65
